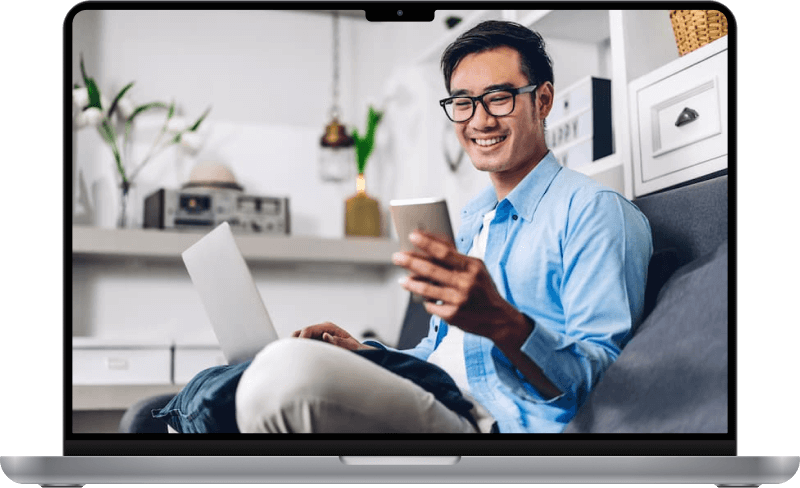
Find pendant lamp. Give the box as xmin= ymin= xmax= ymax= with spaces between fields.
xmin=318 ymin=11 xmax=355 ymax=182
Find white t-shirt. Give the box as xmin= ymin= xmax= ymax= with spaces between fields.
xmin=426 ymin=208 xmax=496 ymax=396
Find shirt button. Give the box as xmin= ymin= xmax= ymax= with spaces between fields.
xmin=512 ymin=215 xmax=519 ymax=220
xmin=434 ymin=325 xmax=439 ymax=332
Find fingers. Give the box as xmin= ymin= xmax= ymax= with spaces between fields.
xmin=392 ymin=231 xmax=469 ymax=285
xmin=393 ymin=251 xmax=462 ymax=289
xmin=398 ymin=275 xmax=460 ymax=305
xmin=408 ymin=230 xmax=464 ymax=269
xmin=291 ymin=323 xmax=365 ymax=352
xmin=291 ymin=322 xmax=349 ymax=340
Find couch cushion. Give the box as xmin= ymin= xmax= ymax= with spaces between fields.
xmin=633 ymin=174 xmax=727 ymax=269
xmin=640 ymin=247 xmax=680 ymax=327
xmin=152 ymin=360 xmax=252 ymax=433
xmin=563 ymin=240 xmax=728 ymax=433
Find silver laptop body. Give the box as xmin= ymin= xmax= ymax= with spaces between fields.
xmin=181 ymin=222 xmax=279 ymax=365
xmin=2 ymin=2 xmax=798 ymax=487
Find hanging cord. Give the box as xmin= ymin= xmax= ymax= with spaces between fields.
xmin=330 ymin=11 xmax=341 ymax=120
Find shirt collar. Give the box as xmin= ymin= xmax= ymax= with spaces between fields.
xmin=462 ymin=151 xmax=562 ymax=222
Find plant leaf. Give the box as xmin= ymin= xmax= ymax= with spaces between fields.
xmin=125 ymin=101 xmax=168 ymax=140
xmin=167 ymin=101 xmax=175 ymax=120
xmin=79 ymin=53 xmax=90 ymax=87
xmin=187 ymin=106 xmax=211 ymax=132
xmin=85 ymin=77 xmax=102 ymax=110
xmin=108 ymin=81 xmax=134 ymax=118
xmin=352 ymin=106 xmax=383 ymax=174
xmin=352 ymin=128 xmax=367 ymax=174
xmin=126 ymin=101 xmax=168 ymax=123
xmin=97 ymin=120 xmax=115 ymax=146
xmin=98 ymin=120 xmax=126 ymax=182
xmin=77 ymin=55 xmax=101 ymax=110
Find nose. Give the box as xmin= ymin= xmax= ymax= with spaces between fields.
xmin=469 ymin=100 xmax=497 ymax=128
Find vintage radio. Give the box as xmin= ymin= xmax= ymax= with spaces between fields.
xmin=143 ymin=188 xmax=290 ymax=234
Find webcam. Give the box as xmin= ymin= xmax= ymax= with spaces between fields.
xmin=365 ymin=6 xmax=434 ymax=21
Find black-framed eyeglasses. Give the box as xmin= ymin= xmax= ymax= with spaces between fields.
xmin=439 ymin=84 xmax=538 ymax=123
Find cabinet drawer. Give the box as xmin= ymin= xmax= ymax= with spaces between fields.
xmin=174 ymin=347 xmax=227 ymax=384
xmin=631 ymin=41 xmax=728 ymax=196
xmin=73 ymin=348 xmax=172 ymax=385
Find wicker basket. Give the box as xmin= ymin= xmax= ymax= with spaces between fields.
xmin=669 ymin=10 xmax=728 ymax=56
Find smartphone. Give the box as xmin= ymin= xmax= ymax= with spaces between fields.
xmin=389 ymin=197 xmax=455 ymax=303
xmin=390 ymin=197 xmax=455 ymax=250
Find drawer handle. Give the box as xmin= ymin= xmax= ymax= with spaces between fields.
xmin=105 ymin=357 xmax=129 ymax=370
xmin=675 ymin=107 xmax=700 ymax=127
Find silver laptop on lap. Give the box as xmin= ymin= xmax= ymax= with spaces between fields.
xmin=181 ymin=222 xmax=280 ymax=365
xmin=0 ymin=2 xmax=800 ymax=486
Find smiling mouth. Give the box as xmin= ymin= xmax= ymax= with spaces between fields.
xmin=472 ymin=136 xmax=507 ymax=147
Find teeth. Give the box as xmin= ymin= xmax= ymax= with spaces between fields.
xmin=474 ymin=136 xmax=506 ymax=147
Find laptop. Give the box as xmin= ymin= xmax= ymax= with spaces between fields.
xmin=181 ymin=222 xmax=280 ymax=365
xmin=2 ymin=1 xmax=799 ymax=487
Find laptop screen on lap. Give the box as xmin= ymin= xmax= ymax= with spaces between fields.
xmin=67 ymin=2 xmax=734 ymax=456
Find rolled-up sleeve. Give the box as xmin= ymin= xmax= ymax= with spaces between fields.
xmin=363 ymin=316 xmax=439 ymax=361
xmin=519 ymin=191 xmax=652 ymax=405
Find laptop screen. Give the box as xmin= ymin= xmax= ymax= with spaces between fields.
xmin=67 ymin=2 xmax=734 ymax=456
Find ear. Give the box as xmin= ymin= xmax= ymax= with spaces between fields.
xmin=536 ymin=82 xmax=554 ymax=120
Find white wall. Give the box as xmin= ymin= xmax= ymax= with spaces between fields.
xmin=72 ymin=9 xmax=604 ymax=348
xmin=71 ymin=9 xmax=455 ymax=346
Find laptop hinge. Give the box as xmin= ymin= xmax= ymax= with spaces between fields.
xmin=340 ymin=456 xmax=460 ymax=465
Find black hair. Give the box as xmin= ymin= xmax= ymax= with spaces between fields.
xmin=440 ymin=20 xmax=554 ymax=94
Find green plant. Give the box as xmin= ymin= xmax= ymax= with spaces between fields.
xmin=351 ymin=106 xmax=383 ymax=175
xmin=73 ymin=54 xmax=211 ymax=191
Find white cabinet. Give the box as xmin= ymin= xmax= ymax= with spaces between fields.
xmin=173 ymin=346 xmax=227 ymax=384
xmin=71 ymin=228 xmax=403 ymax=402
xmin=72 ymin=337 xmax=172 ymax=386
xmin=630 ymin=37 xmax=728 ymax=196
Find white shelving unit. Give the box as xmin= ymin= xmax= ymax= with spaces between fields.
xmin=71 ymin=226 xmax=401 ymax=411
xmin=415 ymin=9 xmax=686 ymax=199
xmin=72 ymin=226 xmax=399 ymax=265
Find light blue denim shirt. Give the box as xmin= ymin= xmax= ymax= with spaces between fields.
xmin=376 ymin=152 xmax=652 ymax=433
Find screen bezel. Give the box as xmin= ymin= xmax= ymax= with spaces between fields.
xmin=64 ymin=0 xmax=736 ymax=456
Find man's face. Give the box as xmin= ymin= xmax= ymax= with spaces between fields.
xmin=449 ymin=46 xmax=548 ymax=176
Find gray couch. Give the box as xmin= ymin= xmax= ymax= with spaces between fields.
xmin=565 ymin=173 xmax=728 ymax=433
xmin=121 ymin=174 xmax=729 ymax=434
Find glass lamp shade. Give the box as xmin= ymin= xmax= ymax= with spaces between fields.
xmin=319 ymin=118 xmax=355 ymax=182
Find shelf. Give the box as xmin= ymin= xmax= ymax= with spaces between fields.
xmin=415 ymin=9 xmax=613 ymax=66
xmin=73 ymin=384 xmax=183 ymax=411
xmin=520 ymin=9 xmax=610 ymax=44
xmin=72 ymin=226 xmax=399 ymax=265
xmin=415 ymin=10 xmax=498 ymax=64
xmin=571 ymin=153 xmax=622 ymax=178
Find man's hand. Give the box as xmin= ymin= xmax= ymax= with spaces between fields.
xmin=291 ymin=322 xmax=377 ymax=351
xmin=393 ymin=230 xmax=562 ymax=399
xmin=392 ymin=230 xmax=527 ymax=344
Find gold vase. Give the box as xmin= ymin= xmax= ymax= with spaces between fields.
xmin=345 ymin=173 xmax=381 ymax=237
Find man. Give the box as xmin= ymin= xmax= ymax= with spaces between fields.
xmin=235 ymin=20 xmax=652 ymax=434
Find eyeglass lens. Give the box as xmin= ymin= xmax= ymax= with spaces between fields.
xmin=444 ymin=91 xmax=516 ymax=122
